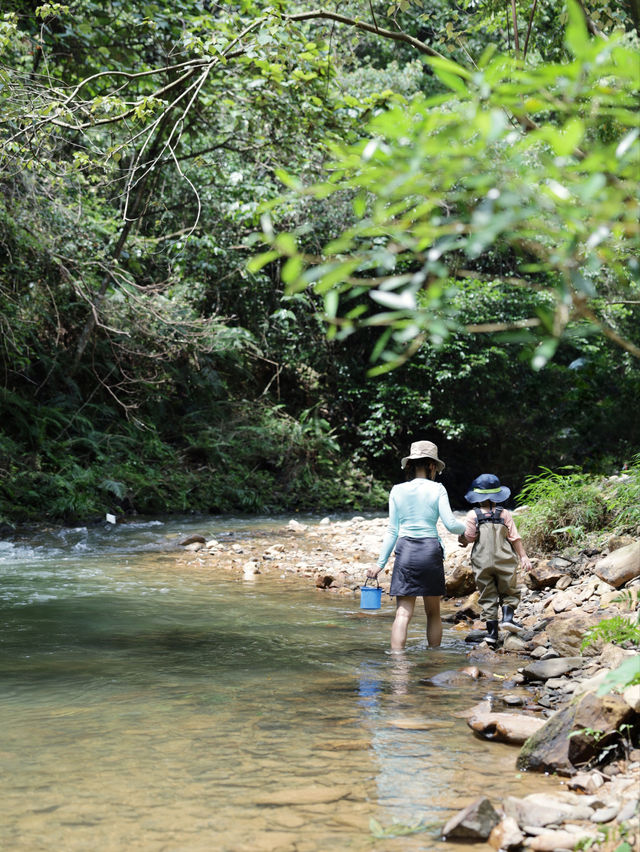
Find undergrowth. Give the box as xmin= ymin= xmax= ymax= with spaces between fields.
xmin=0 ymin=397 xmax=387 ymax=525
xmin=516 ymin=455 xmax=640 ymax=552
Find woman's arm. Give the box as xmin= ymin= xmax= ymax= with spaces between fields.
xmin=437 ymin=486 xmax=466 ymax=536
xmin=368 ymin=492 xmax=399 ymax=577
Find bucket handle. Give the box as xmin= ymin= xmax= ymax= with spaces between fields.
xmin=361 ymin=577 xmax=381 ymax=590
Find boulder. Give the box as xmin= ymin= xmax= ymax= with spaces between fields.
xmin=545 ymin=611 xmax=601 ymax=656
xmin=517 ymin=690 xmax=635 ymax=774
xmin=454 ymin=591 xmax=481 ymax=621
xmin=594 ymin=541 xmax=640 ymax=588
xmin=179 ymin=534 xmax=207 ymax=546
xmin=526 ymin=560 xmax=568 ymax=589
xmin=467 ymin=711 xmax=545 ymax=744
xmin=445 ymin=561 xmax=476 ymax=596
xmin=517 ymin=702 xmax=579 ymax=774
xmin=521 ymin=657 xmax=583 ymax=682
xmin=442 ymin=797 xmax=500 ymax=840
xmin=503 ymin=792 xmax=596 ymax=827
xmin=568 ymin=691 xmax=635 ymax=765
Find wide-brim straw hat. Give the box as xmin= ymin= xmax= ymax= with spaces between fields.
xmin=465 ymin=473 xmax=511 ymax=504
xmin=400 ymin=441 xmax=445 ymax=472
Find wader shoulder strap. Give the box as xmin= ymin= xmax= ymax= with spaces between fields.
xmin=474 ymin=506 xmax=506 ymax=526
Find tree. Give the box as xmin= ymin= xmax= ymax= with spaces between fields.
xmin=255 ymin=2 xmax=640 ymax=371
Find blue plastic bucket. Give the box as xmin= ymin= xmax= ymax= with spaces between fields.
xmin=360 ymin=584 xmax=382 ymax=610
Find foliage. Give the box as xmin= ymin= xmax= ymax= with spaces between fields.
xmin=517 ymin=460 xmax=640 ymax=550
xmin=262 ymin=3 xmax=640 ymax=372
xmin=1 ymin=1 xmax=639 ymax=523
xmin=516 ymin=467 xmax=612 ymax=550
xmin=602 ymin=454 xmax=640 ymax=533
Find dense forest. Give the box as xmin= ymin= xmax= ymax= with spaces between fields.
xmin=1 ymin=0 xmax=638 ymax=524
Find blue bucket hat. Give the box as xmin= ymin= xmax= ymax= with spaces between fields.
xmin=465 ymin=473 xmax=511 ymax=505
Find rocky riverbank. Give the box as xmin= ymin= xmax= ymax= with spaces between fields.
xmin=176 ymin=513 xmax=640 ymax=851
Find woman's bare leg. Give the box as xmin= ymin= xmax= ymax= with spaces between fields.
xmin=423 ymin=596 xmax=442 ymax=647
xmin=391 ymin=596 xmax=415 ymax=651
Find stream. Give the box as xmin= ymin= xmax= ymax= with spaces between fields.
xmin=0 ymin=514 xmax=558 ymax=851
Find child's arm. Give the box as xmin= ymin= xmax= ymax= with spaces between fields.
xmin=458 ymin=510 xmax=477 ymax=547
xmin=512 ymin=538 xmax=532 ymax=572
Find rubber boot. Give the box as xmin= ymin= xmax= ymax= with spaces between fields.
xmin=485 ymin=620 xmax=499 ymax=645
xmin=502 ymin=605 xmax=524 ymax=634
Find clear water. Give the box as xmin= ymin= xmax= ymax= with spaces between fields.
xmin=0 ymin=516 xmax=555 ymax=851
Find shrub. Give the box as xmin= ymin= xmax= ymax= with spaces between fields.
xmin=516 ymin=466 xmax=611 ymax=551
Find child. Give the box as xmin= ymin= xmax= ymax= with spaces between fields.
xmin=458 ymin=473 xmax=532 ymax=645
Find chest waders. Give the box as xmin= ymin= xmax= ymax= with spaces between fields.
xmin=471 ymin=507 xmax=521 ymax=639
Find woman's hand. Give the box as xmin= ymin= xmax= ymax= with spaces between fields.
xmin=367 ymin=565 xmax=381 ymax=579
xmin=457 ymin=534 xmax=468 ymax=547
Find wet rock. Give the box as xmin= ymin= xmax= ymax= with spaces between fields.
xmin=516 ymin=703 xmax=579 ymax=774
xmin=243 ymin=560 xmax=260 ymax=575
xmin=423 ymin=668 xmax=486 ymax=687
xmin=521 ymin=657 xmax=583 ymax=682
xmin=286 ymin=519 xmax=308 ymax=533
xmin=253 ymin=784 xmax=352 ymax=806
xmin=594 ymin=541 xmax=640 ymax=588
xmin=517 ymin=690 xmax=635 ymax=774
xmin=467 ymin=712 xmax=545 ymax=744
xmin=556 ymin=574 xmax=573 ymax=591
xmin=464 ymin=629 xmax=486 ymax=644
xmin=467 ymin=645 xmax=501 ymax=663
xmin=184 ymin=541 xmax=204 ymax=552
xmin=179 ymin=534 xmax=207 ymax=546
xmin=388 ymin=718 xmax=455 ymax=731
xmin=454 ymin=591 xmax=481 ymax=620
xmin=442 ymin=796 xmax=500 ymax=840
xmin=488 ymin=816 xmax=524 ymax=850
xmin=315 ymin=574 xmax=335 ymax=588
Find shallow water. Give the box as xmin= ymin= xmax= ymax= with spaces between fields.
xmin=0 ymin=516 xmax=557 ymax=851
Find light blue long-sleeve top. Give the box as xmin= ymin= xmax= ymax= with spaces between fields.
xmin=377 ymin=478 xmax=466 ymax=569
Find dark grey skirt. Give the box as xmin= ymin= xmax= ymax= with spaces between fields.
xmin=389 ymin=537 xmax=445 ymax=597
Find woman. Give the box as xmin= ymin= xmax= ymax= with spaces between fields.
xmin=367 ymin=441 xmax=465 ymax=651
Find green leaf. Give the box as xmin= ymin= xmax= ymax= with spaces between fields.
xmin=565 ymin=0 xmax=589 ymax=57
xmin=246 ymin=250 xmax=278 ymax=273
